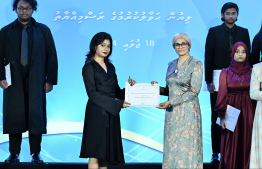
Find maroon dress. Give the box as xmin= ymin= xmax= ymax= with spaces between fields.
xmin=215 ymin=68 xmax=256 ymax=169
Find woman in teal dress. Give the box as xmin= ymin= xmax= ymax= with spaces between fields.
xmin=152 ymin=33 xmax=203 ymax=168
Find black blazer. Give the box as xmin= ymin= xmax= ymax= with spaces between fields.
xmin=251 ymin=33 xmax=262 ymax=65
xmin=204 ymin=24 xmax=250 ymax=84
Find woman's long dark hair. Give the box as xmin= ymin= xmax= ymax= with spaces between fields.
xmin=259 ymin=24 xmax=262 ymax=34
xmin=85 ymin=32 xmax=113 ymax=63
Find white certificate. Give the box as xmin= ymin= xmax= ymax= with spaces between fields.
xmin=216 ymin=105 xmax=241 ymax=132
xmin=203 ymin=70 xmax=222 ymax=92
xmin=125 ymin=82 xmax=160 ymax=107
xmin=5 ymin=63 xmax=12 ymax=86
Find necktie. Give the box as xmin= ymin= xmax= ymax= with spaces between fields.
xmin=21 ymin=25 xmax=28 ymax=66
xmin=229 ymin=30 xmax=233 ymax=51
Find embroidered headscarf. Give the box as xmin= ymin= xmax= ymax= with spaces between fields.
xmin=229 ymin=42 xmax=251 ymax=75
xmin=172 ymin=33 xmax=192 ymax=49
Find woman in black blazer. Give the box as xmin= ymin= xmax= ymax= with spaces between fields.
xmin=79 ymin=32 xmax=134 ymax=169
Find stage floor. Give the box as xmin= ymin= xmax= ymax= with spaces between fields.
xmin=0 ymin=162 xmax=218 ymax=169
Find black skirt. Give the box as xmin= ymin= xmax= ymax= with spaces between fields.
xmin=79 ymin=101 xmax=125 ymax=165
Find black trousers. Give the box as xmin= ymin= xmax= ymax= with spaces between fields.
xmin=210 ymin=92 xmax=221 ymax=153
xmin=9 ymin=133 xmax=42 ymax=155
xmin=8 ymin=65 xmax=42 ymax=155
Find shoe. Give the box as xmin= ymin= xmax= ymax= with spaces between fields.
xmin=31 ymin=154 xmax=44 ymax=164
xmin=210 ymin=153 xmax=220 ymax=164
xmin=4 ymin=154 xmax=20 ymax=163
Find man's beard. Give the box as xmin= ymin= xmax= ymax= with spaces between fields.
xmin=18 ymin=16 xmax=31 ymax=23
xmin=225 ymin=18 xmax=237 ymax=25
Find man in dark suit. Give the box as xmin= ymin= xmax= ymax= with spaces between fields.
xmin=204 ymin=2 xmax=250 ymax=164
xmin=0 ymin=0 xmax=58 ymax=163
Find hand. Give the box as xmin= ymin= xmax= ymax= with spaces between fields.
xmin=0 ymin=80 xmax=8 ymax=89
xmin=128 ymin=76 xmax=136 ymax=86
xmin=151 ymin=81 xmax=161 ymax=92
xmin=157 ymin=101 xmax=170 ymax=109
xmin=123 ymin=101 xmax=130 ymax=108
xmin=151 ymin=81 xmax=158 ymax=85
xmin=207 ymin=83 xmax=215 ymax=93
xmin=220 ymin=118 xmax=227 ymax=129
xmin=44 ymin=83 xmax=53 ymax=93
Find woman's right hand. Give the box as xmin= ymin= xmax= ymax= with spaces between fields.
xmin=220 ymin=118 xmax=227 ymax=129
xmin=157 ymin=101 xmax=170 ymax=109
xmin=128 ymin=76 xmax=136 ymax=86
xmin=123 ymin=101 xmax=130 ymax=108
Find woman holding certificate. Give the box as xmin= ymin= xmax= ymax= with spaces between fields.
xmin=79 ymin=32 xmax=133 ymax=169
xmin=153 ymin=33 xmax=203 ymax=168
xmin=215 ymin=42 xmax=256 ymax=169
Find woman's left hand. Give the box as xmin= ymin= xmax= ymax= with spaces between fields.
xmin=128 ymin=76 xmax=136 ymax=86
xmin=157 ymin=101 xmax=170 ymax=109
xmin=220 ymin=118 xmax=227 ymax=129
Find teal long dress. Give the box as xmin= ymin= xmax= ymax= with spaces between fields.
xmin=161 ymin=56 xmax=203 ymax=169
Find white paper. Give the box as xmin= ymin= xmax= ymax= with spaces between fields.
xmin=125 ymin=82 xmax=160 ymax=107
xmin=203 ymin=70 xmax=222 ymax=92
xmin=5 ymin=63 xmax=12 ymax=86
xmin=216 ymin=105 xmax=241 ymax=132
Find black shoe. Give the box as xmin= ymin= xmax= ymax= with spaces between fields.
xmin=31 ymin=154 xmax=44 ymax=164
xmin=210 ymin=153 xmax=220 ymax=164
xmin=4 ymin=154 xmax=20 ymax=163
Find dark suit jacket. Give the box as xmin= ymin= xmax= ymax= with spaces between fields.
xmin=204 ymin=23 xmax=250 ymax=84
xmin=251 ymin=33 xmax=262 ymax=65
xmin=0 ymin=18 xmax=58 ymax=134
